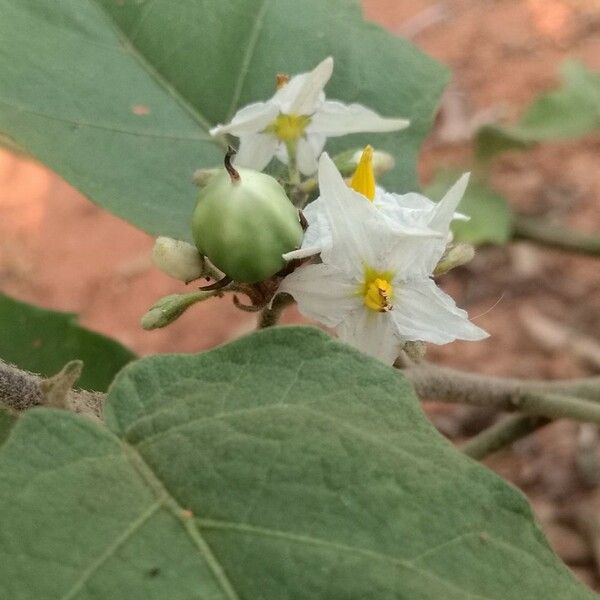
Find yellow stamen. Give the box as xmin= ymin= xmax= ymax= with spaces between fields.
xmin=359 ymin=266 xmax=394 ymax=313
xmin=350 ymin=145 xmax=376 ymax=201
xmin=266 ymin=113 xmax=311 ymax=142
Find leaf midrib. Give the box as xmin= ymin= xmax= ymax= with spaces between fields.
xmin=122 ymin=433 xmax=492 ymax=600
xmin=122 ymin=443 xmax=241 ymax=600
xmin=59 ymin=501 xmax=162 ymax=600
xmin=88 ymin=0 xmax=227 ymax=149
xmin=116 ymin=401 xmax=502 ymax=599
xmin=195 ymin=517 xmax=493 ymax=599
xmin=224 ymin=0 xmax=271 ymax=121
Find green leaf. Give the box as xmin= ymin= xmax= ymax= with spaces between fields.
xmin=0 ymin=1 xmax=447 ymax=242
xmin=427 ymin=172 xmax=513 ymax=245
xmin=0 ymin=408 xmax=16 ymax=447
xmin=0 ymin=327 xmax=592 ymax=598
xmin=0 ymin=293 xmax=135 ymax=392
xmin=476 ymin=61 xmax=600 ymax=160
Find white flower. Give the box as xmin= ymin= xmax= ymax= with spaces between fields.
xmin=284 ymin=146 xmax=469 ymax=265
xmin=152 ymin=237 xmax=204 ymax=282
xmin=210 ymin=57 xmax=409 ymax=175
xmin=279 ymin=153 xmax=488 ymax=364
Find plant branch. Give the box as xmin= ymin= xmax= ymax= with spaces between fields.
xmin=513 ymin=215 xmax=600 ymax=256
xmin=0 ymin=360 xmax=105 ymax=420
xmin=403 ymin=363 xmax=600 ymax=405
xmin=461 ymin=414 xmax=550 ymax=460
xmin=257 ymin=293 xmax=294 ymax=329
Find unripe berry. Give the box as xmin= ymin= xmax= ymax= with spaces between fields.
xmin=191 ymin=150 xmax=303 ymax=283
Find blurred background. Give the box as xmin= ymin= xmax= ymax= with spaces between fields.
xmin=1 ymin=0 xmax=599 ymax=588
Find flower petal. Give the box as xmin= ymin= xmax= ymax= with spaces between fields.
xmin=375 ymin=191 xmax=435 ymax=216
xmin=279 ymin=263 xmax=359 ymax=327
xmin=375 ymin=184 xmax=473 ymax=277
xmin=336 ymin=308 xmax=402 ymax=364
xmin=296 ymin=134 xmax=326 ymax=175
xmin=282 ymin=197 xmax=328 ymax=261
xmin=429 ymin=173 xmax=470 ymax=232
xmin=272 ymin=57 xmax=334 ymax=114
xmin=234 ymin=133 xmax=279 ymax=171
xmin=317 ymin=153 xmax=392 ymax=273
xmin=391 ymin=278 xmax=488 ymax=344
xmin=274 ymin=133 xmax=325 ymax=175
xmin=309 ymin=101 xmax=409 ymax=136
xmin=210 ymin=102 xmax=279 ymax=136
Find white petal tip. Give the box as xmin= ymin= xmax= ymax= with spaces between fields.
xmin=394 ymin=118 xmax=411 ymax=130
xmin=454 ymin=172 xmax=471 ymax=189
xmin=318 ymin=152 xmax=333 ymax=167
xmin=282 ymin=246 xmax=321 ymax=261
xmin=320 ymin=56 xmax=334 ymax=71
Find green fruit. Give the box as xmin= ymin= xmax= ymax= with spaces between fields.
xmin=192 ymin=167 xmax=303 ymax=283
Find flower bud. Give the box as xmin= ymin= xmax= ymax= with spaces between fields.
xmin=351 ymin=149 xmax=395 ymax=177
xmin=152 ymin=237 xmax=205 ymax=282
xmin=434 ymin=243 xmax=475 ymax=276
xmin=141 ymin=292 xmax=209 ymax=330
xmin=332 ymin=148 xmax=395 ymax=178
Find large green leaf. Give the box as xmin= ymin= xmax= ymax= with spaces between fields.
xmin=476 ymin=61 xmax=600 ymax=160
xmin=0 ymin=293 xmax=135 ymax=391
xmin=0 ymin=408 xmax=16 ymax=447
xmin=0 ymin=327 xmax=592 ymax=598
xmin=0 ymin=1 xmax=447 ymax=241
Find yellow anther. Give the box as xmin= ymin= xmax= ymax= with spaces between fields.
xmin=359 ymin=267 xmax=394 ymax=312
xmin=350 ymin=145 xmax=376 ymax=201
xmin=266 ymin=113 xmax=311 ymax=142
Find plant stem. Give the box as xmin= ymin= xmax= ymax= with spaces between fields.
xmin=285 ymin=140 xmax=300 ymax=187
xmin=517 ymin=392 xmax=600 ymax=425
xmin=403 ymin=364 xmax=600 ymax=404
xmin=461 ymin=414 xmax=550 ymax=460
xmin=0 ymin=360 xmax=103 ymax=419
xmin=257 ymin=293 xmax=294 ymax=329
xmin=513 ymin=215 xmax=600 ymax=256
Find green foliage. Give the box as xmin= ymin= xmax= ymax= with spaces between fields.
xmin=0 ymin=408 xmax=16 ymax=447
xmin=427 ymin=172 xmax=513 ymax=245
xmin=0 ymin=328 xmax=592 ymax=598
xmin=0 ymin=0 xmax=447 ymax=241
xmin=0 ymin=293 xmax=135 ymax=392
xmin=476 ymin=61 xmax=600 ymax=160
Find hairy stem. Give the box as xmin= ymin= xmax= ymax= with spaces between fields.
xmin=0 ymin=360 xmax=43 ymax=411
xmin=257 ymin=293 xmax=294 ymax=329
xmin=0 ymin=360 xmax=104 ymax=419
xmin=513 ymin=215 xmax=600 ymax=256
xmin=461 ymin=414 xmax=550 ymax=460
xmin=403 ymin=364 xmax=600 ymax=404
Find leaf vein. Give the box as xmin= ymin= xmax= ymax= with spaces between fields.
xmin=87 ymin=0 xmax=226 ymax=148
xmin=0 ymin=98 xmax=210 ymax=141
xmin=122 ymin=444 xmax=241 ymax=600
xmin=196 ymin=518 xmax=492 ymax=599
xmin=225 ymin=0 xmax=271 ymax=121
xmin=59 ymin=500 xmax=162 ymax=600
